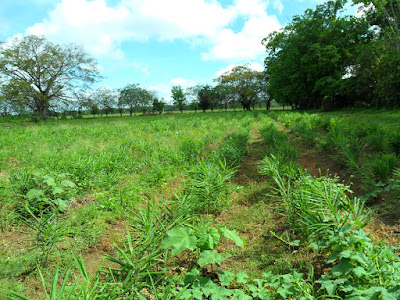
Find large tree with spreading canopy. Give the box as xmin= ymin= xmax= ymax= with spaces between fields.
xmin=0 ymin=35 xmax=100 ymax=119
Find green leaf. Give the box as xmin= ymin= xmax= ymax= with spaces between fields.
xmin=197 ymin=227 xmax=220 ymax=251
xmin=198 ymin=250 xmax=231 ymax=267
xmin=210 ymin=286 xmax=233 ymax=299
xmin=332 ymin=258 xmax=352 ymax=275
xmin=184 ymin=287 xmax=203 ymax=300
xmin=61 ymin=180 xmax=76 ymax=188
xmin=220 ymin=227 xmax=246 ymax=247
xmin=248 ymin=284 xmax=269 ymax=299
xmin=218 ymin=270 xmax=235 ymax=287
xmin=43 ymin=176 xmax=56 ymax=187
xmin=319 ymin=277 xmax=346 ymax=296
xmin=161 ymin=227 xmax=197 ymax=256
xmin=53 ymin=199 xmax=68 ymax=211
xmin=184 ymin=268 xmax=201 ymax=285
xmin=231 ymin=289 xmax=252 ymax=300
xmin=236 ymin=272 xmax=249 ymax=284
xmin=26 ymin=189 xmax=45 ymax=200
xmin=352 ymin=266 xmax=366 ymax=278
xmin=52 ymin=186 xmax=64 ymax=195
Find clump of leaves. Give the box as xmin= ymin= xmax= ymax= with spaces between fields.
xmin=161 ymin=223 xmax=245 ymax=258
xmin=369 ymin=153 xmax=400 ymax=183
xmin=15 ymin=173 xmax=76 ymax=218
xmin=186 ymin=160 xmax=237 ymax=215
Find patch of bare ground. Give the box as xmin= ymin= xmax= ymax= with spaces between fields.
xmin=215 ymin=125 xmax=321 ymax=278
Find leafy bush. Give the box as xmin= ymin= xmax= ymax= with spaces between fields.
xmin=369 ymin=153 xmax=400 ymax=183
xmin=13 ymin=173 xmax=76 ymax=217
xmin=388 ymin=133 xmax=400 ymax=155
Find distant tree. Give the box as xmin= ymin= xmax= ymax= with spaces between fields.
xmin=152 ymin=97 xmax=165 ymax=114
xmin=171 ymin=85 xmax=186 ymax=113
xmin=186 ymin=86 xmax=199 ymax=112
xmin=116 ymin=95 xmax=125 ymax=117
xmin=215 ymin=65 xmax=265 ymax=110
xmin=93 ymin=88 xmax=116 ymax=116
xmin=196 ymin=84 xmax=214 ymax=112
xmin=0 ymin=35 xmax=100 ymax=119
xmin=119 ymin=84 xmax=146 ymax=116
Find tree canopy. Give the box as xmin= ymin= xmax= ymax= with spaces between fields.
xmin=214 ymin=65 xmax=267 ymax=110
xmin=0 ymin=35 xmax=100 ymax=119
xmin=263 ymin=0 xmax=400 ymax=109
xmin=118 ymin=84 xmax=154 ymax=116
xmin=171 ymin=85 xmax=186 ymax=113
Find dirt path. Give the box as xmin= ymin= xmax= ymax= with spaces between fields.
xmin=216 ymin=124 xmax=319 ymax=277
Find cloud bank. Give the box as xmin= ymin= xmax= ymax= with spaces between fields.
xmin=25 ymin=0 xmax=282 ymax=61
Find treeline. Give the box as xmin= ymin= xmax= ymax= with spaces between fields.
xmin=0 ymin=35 xmax=269 ymax=119
xmin=263 ymin=0 xmax=400 ymax=110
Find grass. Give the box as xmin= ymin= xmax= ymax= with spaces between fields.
xmin=0 ymin=109 xmax=399 ymax=299
xmin=0 ymin=111 xmax=265 ymax=297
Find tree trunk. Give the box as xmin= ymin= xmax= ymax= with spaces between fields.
xmin=266 ymin=99 xmax=271 ymax=110
xmin=39 ymin=107 xmax=47 ymax=119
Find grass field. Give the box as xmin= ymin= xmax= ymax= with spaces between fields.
xmin=0 ymin=110 xmax=399 ymax=299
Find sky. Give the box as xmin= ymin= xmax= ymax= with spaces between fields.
xmin=0 ymin=0 xmax=356 ymax=102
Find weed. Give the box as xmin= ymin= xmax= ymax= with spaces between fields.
xmin=21 ymin=209 xmax=70 ymax=265
xmin=369 ymin=153 xmax=400 ymax=183
xmin=186 ymin=160 xmax=237 ymax=215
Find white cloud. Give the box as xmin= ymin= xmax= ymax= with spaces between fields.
xmin=202 ymin=14 xmax=281 ymax=61
xmin=215 ymin=62 xmax=264 ymax=77
xmin=133 ymin=60 xmax=151 ymax=76
xmin=147 ymin=83 xmax=172 ymax=103
xmin=170 ymin=77 xmax=196 ymax=87
xmin=24 ymin=0 xmax=282 ymax=62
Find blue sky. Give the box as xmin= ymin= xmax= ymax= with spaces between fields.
xmin=0 ymin=0 xmax=357 ymax=101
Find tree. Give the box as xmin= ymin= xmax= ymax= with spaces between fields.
xmin=0 ymin=35 xmax=100 ymax=119
xmin=186 ymin=86 xmax=200 ymax=112
xmin=263 ymin=0 xmax=372 ymax=109
xmin=349 ymin=0 xmax=400 ymax=107
xmin=215 ymin=65 xmax=266 ymax=110
xmin=118 ymin=84 xmax=152 ymax=116
xmin=93 ymin=88 xmax=116 ymax=116
xmin=152 ymin=97 xmax=165 ymax=114
xmin=353 ymin=0 xmax=400 ymax=49
xmin=196 ymin=84 xmax=214 ymax=112
xmin=171 ymin=85 xmax=186 ymax=113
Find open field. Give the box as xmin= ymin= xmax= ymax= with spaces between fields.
xmin=0 ymin=110 xmax=400 ymax=299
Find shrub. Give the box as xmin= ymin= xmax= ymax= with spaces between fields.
xmin=187 ymin=160 xmax=236 ymax=215
xmin=369 ymin=153 xmax=400 ymax=183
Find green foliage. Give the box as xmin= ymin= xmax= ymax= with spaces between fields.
xmin=21 ymin=210 xmax=70 ymax=265
xmin=263 ymin=1 xmax=365 ymax=109
xmin=13 ymin=173 xmax=76 ymax=217
xmin=171 ymin=85 xmax=186 ymax=113
xmin=0 ymin=35 xmax=99 ymax=119
xmin=162 ymin=223 xmax=245 ymax=259
xmin=118 ymin=83 xmax=154 ymax=116
xmin=214 ymin=131 xmax=250 ymax=166
xmin=276 ymin=112 xmax=400 ymax=200
xmin=162 ymin=227 xmax=197 ymax=256
xmin=259 ymin=119 xmax=400 ymax=299
xmin=186 ymin=160 xmax=237 ymax=214
xmin=369 ymin=153 xmax=400 ymax=182
xmin=214 ymin=64 xmax=267 ymax=111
